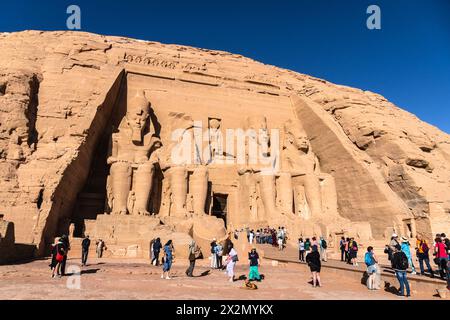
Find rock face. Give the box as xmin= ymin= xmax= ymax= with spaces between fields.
xmin=0 ymin=30 xmax=448 ymax=258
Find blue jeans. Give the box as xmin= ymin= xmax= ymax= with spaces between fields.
xmin=395 ymin=271 xmax=410 ymax=296
xmin=418 ymin=256 xmax=433 ymax=274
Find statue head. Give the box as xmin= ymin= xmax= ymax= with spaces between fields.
xmin=284 ymin=119 xmax=309 ymax=153
xmin=126 ymin=90 xmax=151 ymax=143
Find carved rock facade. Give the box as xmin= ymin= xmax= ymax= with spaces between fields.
xmin=0 ymin=31 xmax=449 ymax=258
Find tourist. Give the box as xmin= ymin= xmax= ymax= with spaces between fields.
xmin=365 ymin=246 xmax=380 ymax=290
xmin=339 ymin=237 xmax=346 ymax=262
xmin=96 ymin=239 xmax=107 ymax=258
xmin=161 ymin=240 xmax=174 ymax=280
xmin=415 ymin=235 xmax=434 ymax=277
xmin=319 ymin=236 xmax=328 ymax=262
xmin=248 ymin=247 xmax=261 ymax=281
xmin=59 ymin=234 xmax=70 ymax=276
xmin=298 ymin=238 xmax=305 ymax=262
xmin=81 ymin=235 xmax=90 ymax=266
xmin=186 ymin=239 xmax=200 ymax=277
xmin=304 ymin=238 xmax=311 ymax=253
xmin=249 ymin=229 xmax=254 ymax=244
xmin=256 ymin=229 xmax=261 ymax=244
xmin=400 ymin=237 xmax=417 ymax=275
xmin=51 ymin=237 xmax=65 ymax=278
xmin=49 ymin=237 xmax=59 ymax=277
xmin=392 ymin=244 xmax=411 ymax=297
xmin=389 ymin=233 xmax=400 ymax=253
xmin=384 ymin=244 xmax=394 ymax=267
xmin=311 ymin=236 xmax=318 ymax=247
xmin=215 ymin=241 xmax=223 ymax=269
xmin=152 ymin=237 xmax=162 ymax=266
xmin=306 ymin=245 xmax=321 ymax=287
xmin=222 ymin=233 xmax=233 ymax=257
xmin=433 ymin=237 xmax=449 ymax=280
xmin=149 ymin=238 xmax=155 ymax=261
xmin=349 ymin=237 xmax=358 ymax=267
xmin=271 ymin=229 xmax=277 ymax=247
xmin=345 ymin=237 xmax=350 ymax=263
xmin=277 ymin=228 xmax=284 ymax=251
xmin=210 ymin=238 xmax=218 ymax=269
xmin=225 ymin=242 xmax=238 ymax=282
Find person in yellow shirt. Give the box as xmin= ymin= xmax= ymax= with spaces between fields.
xmin=415 ymin=235 xmax=434 ymax=278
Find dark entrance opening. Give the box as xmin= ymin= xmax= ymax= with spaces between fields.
xmin=71 ymin=128 xmax=111 ymax=237
xmin=211 ymin=193 xmax=228 ymax=226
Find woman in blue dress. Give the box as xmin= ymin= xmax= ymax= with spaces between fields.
xmin=161 ymin=240 xmax=174 ymax=280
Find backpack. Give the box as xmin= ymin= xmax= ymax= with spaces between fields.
xmin=365 ymin=252 xmax=374 ymax=266
xmin=232 ymin=254 xmax=239 ymax=262
xmin=322 ymin=240 xmax=327 ymax=249
xmin=398 ymin=252 xmax=409 ymax=270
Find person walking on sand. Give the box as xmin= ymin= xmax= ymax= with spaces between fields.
xmin=152 ymin=237 xmax=162 ymax=266
xmin=161 ymin=240 xmax=174 ymax=280
xmin=248 ymin=247 xmax=261 ymax=281
xmin=51 ymin=238 xmax=65 ymax=278
xmin=59 ymin=234 xmax=70 ymax=276
xmin=81 ymin=235 xmax=90 ymax=266
xmin=225 ymin=243 xmax=238 ymax=282
xmin=96 ymin=239 xmax=106 ymax=258
xmin=186 ymin=239 xmax=200 ymax=277
xmin=392 ymin=244 xmax=411 ymax=297
xmin=306 ymin=245 xmax=322 ymax=287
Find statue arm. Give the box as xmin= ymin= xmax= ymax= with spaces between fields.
xmin=107 ymin=135 xmax=118 ymax=165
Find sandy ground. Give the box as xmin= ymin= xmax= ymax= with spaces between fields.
xmin=0 ymin=256 xmax=443 ymax=300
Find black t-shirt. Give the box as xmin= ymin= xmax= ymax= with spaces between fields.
xmin=82 ymin=238 xmax=90 ymax=250
xmin=153 ymin=241 xmax=162 ymax=252
xmin=249 ymin=252 xmax=259 ymax=266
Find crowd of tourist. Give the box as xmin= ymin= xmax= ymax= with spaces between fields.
xmin=48 ymin=227 xmax=449 ymax=297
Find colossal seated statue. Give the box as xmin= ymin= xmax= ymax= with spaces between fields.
xmin=106 ymin=90 xmax=160 ymax=216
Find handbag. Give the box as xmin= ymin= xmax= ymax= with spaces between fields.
xmin=56 ymin=252 xmax=64 ymax=262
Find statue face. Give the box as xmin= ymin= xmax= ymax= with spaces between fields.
xmin=127 ymin=91 xmax=150 ymax=143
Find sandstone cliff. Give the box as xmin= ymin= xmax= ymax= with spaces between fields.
xmin=0 ymin=31 xmax=448 ymax=255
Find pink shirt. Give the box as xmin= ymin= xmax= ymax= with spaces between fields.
xmin=435 ymin=243 xmax=448 ymax=258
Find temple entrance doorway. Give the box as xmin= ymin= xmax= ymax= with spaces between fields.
xmin=211 ymin=193 xmax=228 ymax=226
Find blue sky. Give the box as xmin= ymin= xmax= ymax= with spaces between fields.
xmin=1 ymin=0 xmax=449 ymax=133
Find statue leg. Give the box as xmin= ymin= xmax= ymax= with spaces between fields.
xmin=169 ymin=166 xmax=188 ymax=217
xmin=134 ymin=161 xmax=155 ymax=215
xmin=258 ymin=173 xmax=279 ymax=220
xmin=190 ymin=166 xmax=208 ymax=215
xmin=110 ymin=162 xmax=131 ymax=215
xmin=278 ymin=172 xmax=294 ymax=214
xmin=304 ymin=174 xmax=322 ymax=217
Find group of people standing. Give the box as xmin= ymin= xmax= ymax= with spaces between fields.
xmin=298 ymin=236 xmax=328 ymax=263
xmin=148 ymin=234 xmax=262 ymax=284
xmin=149 ymin=237 xmax=175 ymax=279
xmin=339 ymin=237 xmax=359 ymax=266
xmin=255 ymin=226 xmax=287 ymax=250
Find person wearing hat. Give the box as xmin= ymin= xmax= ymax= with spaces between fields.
xmin=389 ymin=233 xmax=400 ymax=253
xmin=248 ymin=247 xmax=261 ymax=281
xmin=400 ymin=236 xmax=417 ymax=275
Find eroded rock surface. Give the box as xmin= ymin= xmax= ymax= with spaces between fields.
xmin=0 ymin=31 xmax=448 ymax=258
